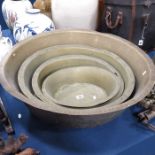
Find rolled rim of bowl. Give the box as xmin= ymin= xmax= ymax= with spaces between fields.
xmin=0 ymin=30 xmax=154 ymax=116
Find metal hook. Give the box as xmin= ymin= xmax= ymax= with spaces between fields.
xmin=105 ymin=7 xmax=123 ymax=29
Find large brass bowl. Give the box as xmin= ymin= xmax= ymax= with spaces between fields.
xmin=0 ymin=30 xmax=154 ymax=128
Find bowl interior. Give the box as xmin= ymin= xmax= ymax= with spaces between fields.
xmin=42 ymin=66 xmax=120 ymax=107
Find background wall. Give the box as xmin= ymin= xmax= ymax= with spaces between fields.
xmin=0 ymin=0 xmax=35 ymax=29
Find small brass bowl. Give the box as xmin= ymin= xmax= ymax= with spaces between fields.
xmin=41 ymin=66 xmax=120 ymax=108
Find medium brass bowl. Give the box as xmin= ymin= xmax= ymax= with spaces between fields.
xmin=31 ymin=54 xmax=124 ymax=107
xmin=0 ymin=30 xmax=154 ymax=128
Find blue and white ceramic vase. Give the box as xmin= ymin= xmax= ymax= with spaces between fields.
xmin=2 ymin=0 xmax=33 ymax=29
xmin=13 ymin=9 xmax=55 ymax=43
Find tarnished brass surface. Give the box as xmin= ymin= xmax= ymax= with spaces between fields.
xmin=0 ymin=30 xmax=154 ymax=127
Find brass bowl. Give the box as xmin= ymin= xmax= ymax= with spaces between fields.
xmin=0 ymin=30 xmax=154 ymax=128
xmin=31 ymin=54 xmax=124 ymax=107
xmin=18 ymin=45 xmax=132 ymax=108
xmin=41 ymin=66 xmax=120 ymax=108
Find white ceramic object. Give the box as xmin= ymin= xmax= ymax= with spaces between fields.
xmin=0 ymin=26 xmax=12 ymax=63
xmin=51 ymin=0 xmax=99 ymax=30
xmin=13 ymin=9 xmax=55 ymax=42
xmin=2 ymin=0 xmax=33 ymax=29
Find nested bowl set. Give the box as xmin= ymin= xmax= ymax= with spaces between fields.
xmin=0 ymin=30 xmax=154 ymax=127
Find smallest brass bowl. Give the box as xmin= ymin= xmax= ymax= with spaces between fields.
xmin=42 ymin=66 xmax=120 ymax=108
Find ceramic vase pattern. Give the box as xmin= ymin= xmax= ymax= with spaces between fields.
xmin=13 ymin=9 xmax=55 ymax=42
xmin=2 ymin=0 xmax=33 ymax=29
xmin=0 ymin=26 xmax=12 ymax=63
xmin=51 ymin=0 xmax=99 ymax=30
